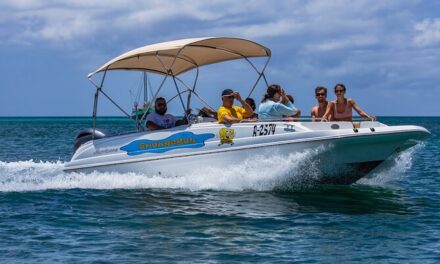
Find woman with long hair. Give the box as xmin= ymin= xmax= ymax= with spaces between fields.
xmin=258 ymin=84 xmax=298 ymax=120
xmin=322 ymin=83 xmax=375 ymax=121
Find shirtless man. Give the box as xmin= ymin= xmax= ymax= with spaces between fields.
xmin=310 ymin=86 xmax=329 ymax=121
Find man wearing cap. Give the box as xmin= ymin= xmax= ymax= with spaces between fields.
xmin=217 ymin=89 xmax=255 ymax=124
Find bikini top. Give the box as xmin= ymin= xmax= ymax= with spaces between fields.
xmin=333 ymin=99 xmax=352 ymax=121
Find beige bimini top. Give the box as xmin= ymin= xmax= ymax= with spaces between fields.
xmin=88 ymin=37 xmax=271 ymax=78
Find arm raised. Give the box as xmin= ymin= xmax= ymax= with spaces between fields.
xmin=349 ymin=99 xmax=376 ymax=121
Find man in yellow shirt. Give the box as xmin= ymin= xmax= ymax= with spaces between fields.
xmin=217 ymin=89 xmax=255 ymax=124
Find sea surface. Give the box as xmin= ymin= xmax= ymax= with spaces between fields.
xmin=0 ymin=117 xmax=439 ymax=263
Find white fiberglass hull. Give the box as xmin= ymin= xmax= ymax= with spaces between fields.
xmin=64 ymin=121 xmax=429 ymax=184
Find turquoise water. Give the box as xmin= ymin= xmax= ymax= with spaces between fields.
xmin=0 ymin=117 xmax=439 ymax=263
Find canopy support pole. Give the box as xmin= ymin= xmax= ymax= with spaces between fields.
xmin=99 ymin=89 xmax=142 ymax=130
xmin=89 ymin=69 xmax=143 ymax=132
xmin=166 ymin=47 xmax=198 ymax=115
xmin=171 ymin=75 xmax=215 ymax=112
xmin=92 ymin=88 xmax=100 ymax=139
xmin=246 ymin=56 xmax=271 ymax=99
xmin=186 ymin=66 xmax=199 ymax=114
xmin=91 ymin=69 xmax=108 ymax=139
xmin=188 ymin=90 xmax=216 ymax=111
xmin=155 ymin=52 xmax=194 ymax=114
xmin=87 ymin=40 xmax=272 ymax=131
xmin=99 ymin=89 xmax=131 ymax=118
xmin=149 ymin=52 xmax=173 ymax=108
xmin=186 ymin=44 xmax=271 ymax=99
xmin=171 ymin=72 xmax=187 ymax=113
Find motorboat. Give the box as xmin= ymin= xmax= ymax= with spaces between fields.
xmin=64 ymin=37 xmax=430 ymax=184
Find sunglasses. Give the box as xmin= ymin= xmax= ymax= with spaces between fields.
xmin=156 ymin=103 xmax=167 ymax=107
xmin=335 ymin=89 xmax=345 ymax=93
xmin=316 ymin=93 xmax=326 ymax=96
xmin=223 ymin=95 xmax=234 ymax=99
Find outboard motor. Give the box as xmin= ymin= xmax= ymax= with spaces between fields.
xmin=73 ymin=128 xmax=109 ymax=153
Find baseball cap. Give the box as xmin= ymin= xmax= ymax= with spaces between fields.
xmin=221 ymin=89 xmax=234 ymax=96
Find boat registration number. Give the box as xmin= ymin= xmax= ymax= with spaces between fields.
xmin=252 ymin=124 xmax=276 ymax=137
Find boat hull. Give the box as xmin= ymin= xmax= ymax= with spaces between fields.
xmin=64 ymin=122 xmax=429 ymax=185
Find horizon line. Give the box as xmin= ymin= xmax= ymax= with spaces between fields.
xmin=1 ymin=115 xmax=439 ymax=118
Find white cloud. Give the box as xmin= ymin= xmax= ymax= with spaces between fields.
xmin=304 ymin=35 xmax=378 ymax=52
xmin=1 ymin=0 xmax=253 ymax=45
xmin=199 ymin=19 xmax=303 ymax=39
xmin=0 ymin=0 xmax=126 ymax=9
xmin=414 ymin=18 xmax=440 ymax=47
xmin=0 ymin=0 xmax=437 ymax=84
xmin=17 ymin=8 xmax=102 ymax=41
xmin=1 ymin=0 xmax=440 ymax=116
xmin=0 ymin=0 xmax=414 ymax=49
xmin=0 ymin=0 xmax=47 ymax=9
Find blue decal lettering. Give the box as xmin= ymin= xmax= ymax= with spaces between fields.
xmin=120 ymin=132 xmax=215 ymax=156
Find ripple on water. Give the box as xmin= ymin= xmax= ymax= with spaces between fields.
xmin=0 ymin=117 xmax=439 ymax=262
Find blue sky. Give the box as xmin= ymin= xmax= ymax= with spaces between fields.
xmin=1 ymin=0 xmax=439 ymax=116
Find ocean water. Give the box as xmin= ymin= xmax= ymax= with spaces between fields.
xmin=0 ymin=117 xmax=439 ymax=263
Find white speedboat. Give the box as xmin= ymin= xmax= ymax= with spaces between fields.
xmin=64 ymin=37 xmax=430 ymax=184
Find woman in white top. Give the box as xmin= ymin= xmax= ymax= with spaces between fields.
xmin=258 ymin=84 xmax=298 ymax=121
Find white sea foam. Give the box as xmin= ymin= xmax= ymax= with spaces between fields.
xmin=358 ymin=144 xmax=422 ymax=186
xmin=0 ymin=148 xmax=323 ymax=192
xmin=0 ymin=144 xmax=419 ymax=192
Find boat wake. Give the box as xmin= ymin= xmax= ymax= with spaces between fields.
xmin=358 ymin=144 xmax=422 ymax=185
xmin=0 ymin=146 xmax=418 ymax=192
